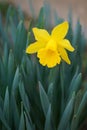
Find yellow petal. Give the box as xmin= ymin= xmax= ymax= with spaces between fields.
xmin=58 ymin=47 xmax=71 ymax=64
xmin=59 ymin=39 xmax=75 ymax=52
xmin=33 ymin=28 xmax=50 ymax=42
xmin=51 ymin=21 xmax=69 ymax=41
xmin=26 ymin=42 xmax=46 ymax=54
xmin=37 ymin=48 xmax=61 ymax=68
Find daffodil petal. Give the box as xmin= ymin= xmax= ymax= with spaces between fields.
xmin=58 ymin=47 xmax=71 ymax=64
xmin=51 ymin=21 xmax=69 ymax=41
xmin=26 ymin=42 xmax=46 ymax=54
xmin=37 ymin=48 xmax=61 ymax=68
xmin=59 ymin=39 xmax=75 ymax=52
xmin=33 ymin=28 xmax=50 ymax=42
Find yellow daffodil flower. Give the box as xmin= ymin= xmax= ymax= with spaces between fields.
xmin=26 ymin=21 xmax=75 ymax=68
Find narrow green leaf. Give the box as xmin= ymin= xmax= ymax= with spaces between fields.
xmin=68 ymin=67 xmax=79 ymax=94
xmin=6 ymin=5 xmax=13 ymax=24
xmin=14 ymin=20 xmax=27 ymax=63
xmin=7 ymin=50 xmax=14 ymax=87
xmin=0 ymin=14 xmax=9 ymax=43
xmin=51 ymin=71 xmax=61 ymax=127
xmin=67 ymin=10 xmax=73 ymax=42
xmin=71 ymin=91 xmax=87 ymax=130
xmin=72 ymin=20 xmax=82 ymax=71
xmin=3 ymin=43 xmax=8 ymax=68
xmin=26 ymin=32 xmax=31 ymax=47
xmin=73 ymin=20 xmax=82 ymax=47
xmin=12 ymin=67 xmax=20 ymax=93
xmin=58 ymin=93 xmax=75 ymax=130
xmin=44 ymin=104 xmax=53 ymax=130
xmin=18 ymin=103 xmax=25 ymax=130
xmin=39 ymin=82 xmax=50 ymax=117
xmin=0 ymin=95 xmax=4 ymax=109
xmin=19 ymin=82 xmax=30 ymax=114
xmin=43 ymin=1 xmax=52 ymax=28
xmin=3 ymin=87 xmax=9 ymax=123
xmin=24 ymin=112 xmax=33 ymax=130
xmin=11 ymin=93 xmax=20 ymax=130
xmin=60 ymin=63 xmax=65 ymax=114
xmin=68 ymin=73 xmax=82 ymax=101
xmin=0 ymin=107 xmax=10 ymax=130
xmin=77 ymin=91 xmax=87 ymax=118
xmin=47 ymin=83 xmax=53 ymax=102
xmin=17 ymin=7 xmax=24 ymax=21
xmin=19 ymin=80 xmax=34 ymax=127
xmin=0 ymin=60 xmax=7 ymax=94
xmin=9 ymin=17 xmax=17 ymax=43
xmin=49 ymin=66 xmax=59 ymax=83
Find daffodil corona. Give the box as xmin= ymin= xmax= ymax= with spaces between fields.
xmin=26 ymin=21 xmax=75 ymax=68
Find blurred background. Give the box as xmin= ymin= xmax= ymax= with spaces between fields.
xmin=3 ymin=0 xmax=86 ymax=35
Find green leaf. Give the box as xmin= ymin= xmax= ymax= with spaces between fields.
xmin=67 ymin=10 xmax=73 ymax=42
xmin=7 ymin=50 xmax=14 ymax=87
xmin=72 ymin=20 xmax=82 ymax=71
xmin=0 ymin=95 xmax=3 ymax=109
xmin=47 ymin=83 xmax=53 ymax=102
xmin=26 ymin=32 xmax=31 ymax=47
xmin=3 ymin=43 xmax=8 ymax=68
xmin=19 ymin=82 xmax=30 ymax=115
xmin=0 ymin=14 xmax=9 ymax=44
xmin=60 ymin=63 xmax=65 ymax=114
xmin=14 ymin=20 xmax=27 ymax=63
xmin=17 ymin=7 xmax=24 ymax=21
xmin=77 ymin=91 xmax=87 ymax=119
xmin=44 ymin=104 xmax=53 ymax=130
xmin=6 ymin=5 xmax=14 ymax=24
xmin=68 ymin=67 xmax=79 ymax=94
xmin=51 ymin=67 xmax=61 ymax=127
xmin=58 ymin=93 xmax=75 ymax=130
xmin=11 ymin=93 xmax=20 ymax=130
xmin=18 ymin=103 xmax=25 ymax=130
xmin=3 ymin=87 xmax=9 ymax=123
xmin=43 ymin=1 xmax=52 ymax=28
xmin=49 ymin=66 xmax=59 ymax=83
xmin=73 ymin=20 xmax=82 ymax=47
xmin=39 ymin=82 xmax=50 ymax=117
xmin=24 ymin=112 xmax=33 ymax=130
xmin=10 ymin=19 xmax=17 ymax=43
xmin=12 ymin=67 xmax=20 ymax=93
xmin=71 ymin=91 xmax=87 ymax=130
xmin=0 ymin=107 xmax=11 ymax=130
xmin=0 ymin=59 xmax=7 ymax=94
xmin=68 ymin=73 xmax=82 ymax=101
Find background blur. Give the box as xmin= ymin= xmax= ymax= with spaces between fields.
xmin=0 ymin=0 xmax=87 ymax=34
xmin=12 ymin=0 xmax=86 ymax=34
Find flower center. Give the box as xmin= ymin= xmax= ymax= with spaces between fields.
xmin=45 ymin=49 xmax=56 ymax=57
xmin=46 ymin=39 xmax=57 ymax=51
